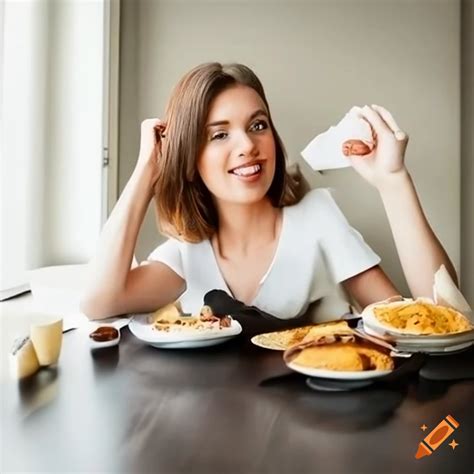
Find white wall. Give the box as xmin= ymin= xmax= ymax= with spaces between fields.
xmin=1 ymin=0 xmax=105 ymax=295
xmin=461 ymin=0 xmax=474 ymax=305
xmin=118 ymin=0 xmax=462 ymax=299
xmin=1 ymin=0 xmax=49 ymax=291
xmin=44 ymin=0 xmax=104 ymax=264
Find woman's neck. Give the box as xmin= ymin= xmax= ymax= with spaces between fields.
xmin=213 ymin=198 xmax=281 ymax=259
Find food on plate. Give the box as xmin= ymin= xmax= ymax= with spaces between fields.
xmin=284 ymin=333 xmax=394 ymax=371
xmin=146 ymin=302 xmax=182 ymax=324
xmin=251 ymin=326 xmax=314 ymax=350
xmin=370 ymin=300 xmax=472 ymax=335
xmin=151 ymin=303 xmax=232 ymax=332
xmin=251 ymin=320 xmax=353 ymax=350
xmin=199 ymin=305 xmax=232 ymax=327
xmin=299 ymin=320 xmax=354 ymax=343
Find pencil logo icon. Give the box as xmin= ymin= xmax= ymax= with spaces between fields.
xmin=415 ymin=414 xmax=460 ymax=459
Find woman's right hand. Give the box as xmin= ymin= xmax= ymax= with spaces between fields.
xmin=136 ymin=118 xmax=166 ymax=173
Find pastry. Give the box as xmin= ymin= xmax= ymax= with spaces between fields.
xmin=284 ymin=334 xmax=394 ymax=371
xmin=251 ymin=320 xmax=352 ymax=351
xmin=299 ymin=320 xmax=354 ymax=343
xmin=147 ymin=302 xmax=182 ymax=324
xmin=291 ymin=342 xmax=366 ymax=371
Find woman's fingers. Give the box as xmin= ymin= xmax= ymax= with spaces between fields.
xmin=154 ymin=124 xmax=166 ymax=142
xmin=371 ymin=104 xmax=408 ymax=141
xmin=357 ymin=105 xmax=393 ymax=138
xmin=138 ymin=118 xmax=167 ymax=165
xmin=141 ymin=118 xmax=164 ymax=128
xmin=141 ymin=118 xmax=166 ymax=143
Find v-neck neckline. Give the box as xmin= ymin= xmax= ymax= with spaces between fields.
xmin=206 ymin=206 xmax=288 ymax=307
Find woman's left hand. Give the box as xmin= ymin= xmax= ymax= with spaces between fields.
xmin=347 ymin=105 xmax=409 ymax=189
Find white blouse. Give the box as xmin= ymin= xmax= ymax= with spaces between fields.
xmin=146 ymin=188 xmax=380 ymax=321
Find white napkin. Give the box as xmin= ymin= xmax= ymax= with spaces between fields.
xmin=433 ymin=265 xmax=472 ymax=320
xmin=301 ymin=106 xmax=374 ymax=171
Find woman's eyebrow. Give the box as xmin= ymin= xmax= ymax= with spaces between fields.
xmin=206 ymin=109 xmax=268 ymax=128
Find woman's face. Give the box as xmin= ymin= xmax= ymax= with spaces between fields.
xmin=197 ymin=85 xmax=276 ymax=206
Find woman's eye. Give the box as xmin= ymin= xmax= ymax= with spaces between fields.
xmin=210 ymin=131 xmax=227 ymax=141
xmin=209 ymin=120 xmax=267 ymax=141
xmin=250 ymin=120 xmax=268 ymax=132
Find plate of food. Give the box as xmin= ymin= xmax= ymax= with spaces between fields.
xmin=129 ymin=302 xmax=242 ymax=349
xmin=358 ymin=266 xmax=474 ymax=354
xmin=362 ymin=297 xmax=473 ymax=337
xmin=360 ymin=297 xmax=474 ymax=354
xmin=361 ymin=265 xmax=474 ymax=351
xmin=283 ymin=332 xmax=395 ymax=381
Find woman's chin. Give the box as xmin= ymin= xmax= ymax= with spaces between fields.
xmin=216 ymin=187 xmax=270 ymax=206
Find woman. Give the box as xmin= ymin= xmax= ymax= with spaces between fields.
xmin=80 ymin=62 xmax=457 ymax=321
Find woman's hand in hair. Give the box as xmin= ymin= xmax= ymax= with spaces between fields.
xmin=136 ymin=118 xmax=166 ymax=176
xmin=346 ymin=105 xmax=409 ymax=190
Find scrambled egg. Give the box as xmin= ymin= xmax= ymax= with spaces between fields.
xmin=373 ymin=302 xmax=472 ymax=335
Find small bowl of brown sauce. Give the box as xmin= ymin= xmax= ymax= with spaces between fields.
xmin=89 ymin=325 xmax=120 ymax=349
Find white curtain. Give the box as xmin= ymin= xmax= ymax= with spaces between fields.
xmin=0 ymin=0 xmax=106 ymax=300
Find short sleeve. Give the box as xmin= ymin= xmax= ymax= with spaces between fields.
xmin=308 ymin=188 xmax=381 ymax=283
xmin=146 ymin=238 xmax=184 ymax=279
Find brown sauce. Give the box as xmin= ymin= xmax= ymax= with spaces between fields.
xmin=89 ymin=326 xmax=119 ymax=342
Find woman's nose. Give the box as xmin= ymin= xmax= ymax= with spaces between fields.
xmin=236 ymin=131 xmax=258 ymax=157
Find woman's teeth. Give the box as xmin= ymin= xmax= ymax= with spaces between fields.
xmin=231 ymin=164 xmax=262 ymax=176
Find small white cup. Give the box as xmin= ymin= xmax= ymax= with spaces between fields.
xmin=30 ymin=316 xmax=63 ymax=366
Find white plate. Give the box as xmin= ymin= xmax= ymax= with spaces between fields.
xmin=128 ymin=313 xmax=242 ymax=349
xmin=89 ymin=332 xmax=121 ymax=349
xmin=306 ymin=377 xmax=374 ymax=391
xmin=395 ymin=341 xmax=474 ymax=354
xmin=363 ymin=323 xmax=474 ymax=350
xmin=140 ymin=337 xmax=239 ymax=350
xmin=285 ymin=361 xmax=392 ymax=380
xmin=86 ymin=322 xmax=125 ymax=349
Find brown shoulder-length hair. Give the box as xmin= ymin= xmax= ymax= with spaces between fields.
xmin=154 ymin=62 xmax=308 ymax=243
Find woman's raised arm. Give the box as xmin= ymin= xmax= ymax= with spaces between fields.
xmin=80 ymin=119 xmax=185 ymax=320
xmin=348 ymin=105 xmax=457 ymax=300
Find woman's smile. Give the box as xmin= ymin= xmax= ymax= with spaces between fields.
xmin=228 ymin=159 xmax=265 ymax=182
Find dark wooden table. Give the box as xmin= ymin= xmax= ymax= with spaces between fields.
xmin=2 ymin=326 xmax=473 ymax=473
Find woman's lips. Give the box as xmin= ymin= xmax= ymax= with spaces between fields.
xmin=228 ymin=163 xmax=263 ymax=182
xmin=229 ymin=163 xmax=262 ymax=176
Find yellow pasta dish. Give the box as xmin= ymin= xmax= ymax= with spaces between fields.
xmin=372 ymin=301 xmax=472 ymax=335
